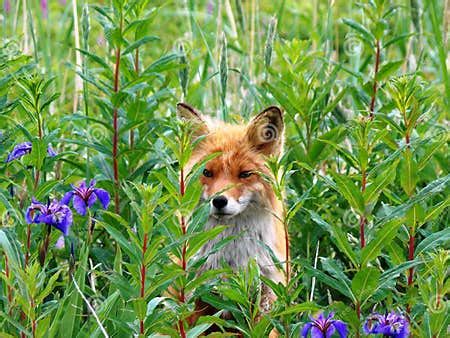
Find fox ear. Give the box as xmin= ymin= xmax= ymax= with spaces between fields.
xmin=246 ymin=106 xmax=284 ymax=156
xmin=177 ymin=103 xmax=209 ymax=137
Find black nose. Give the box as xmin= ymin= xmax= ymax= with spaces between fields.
xmin=212 ymin=196 xmax=228 ymax=209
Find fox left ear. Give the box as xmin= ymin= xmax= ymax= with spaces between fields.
xmin=177 ymin=103 xmax=209 ymax=138
xmin=246 ymin=106 xmax=284 ymax=156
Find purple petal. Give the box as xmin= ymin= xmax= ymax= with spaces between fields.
xmin=94 ymin=188 xmax=110 ymax=209
xmin=61 ymin=191 xmax=74 ymax=205
xmin=332 ymin=320 xmax=348 ymax=338
xmin=47 ymin=144 xmax=57 ymax=157
xmin=301 ymin=323 xmax=313 ymax=338
xmin=87 ymin=192 xmax=97 ymax=208
xmin=55 ymin=235 xmax=65 ymax=249
xmin=325 ymin=326 xmax=336 ymax=338
xmin=25 ymin=206 xmax=37 ymax=224
xmin=73 ymin=194 xmax=87 ymax=216
xmin=6 ymin=142 xmax=32 ymax=163
xmin=310 ymin=326 xmax=324 ymax=338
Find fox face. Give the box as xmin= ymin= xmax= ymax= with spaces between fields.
xmin=177 ymin=103 xmax=284 ymax=219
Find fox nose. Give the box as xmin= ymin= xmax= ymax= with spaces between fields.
xmin=212 ymin=196 xmax=228 ymax=209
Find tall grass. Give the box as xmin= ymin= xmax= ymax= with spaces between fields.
xmin=0 ymin=1 xmax=448 ymax=337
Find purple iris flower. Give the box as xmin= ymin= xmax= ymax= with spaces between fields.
xmin=62 ymin=180 xmax=110 ymax=216
xmin=301 ymin=312 xmax=348 ymax=338
xmin=363 ymin=312 xmax=409 ymax=338
xmin=6 ymin=142 xmax=32 ymax=162
xmin=26 ymin=198 xmax=73 ymax=236
xmin=5 ymin=142 xmax=57 ymax=163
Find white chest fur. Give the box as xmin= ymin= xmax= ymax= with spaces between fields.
xmin=196 ymin=207 xmax=283 ymax=282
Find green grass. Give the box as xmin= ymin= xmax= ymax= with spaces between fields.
xmin=0 ymin=1 xmax=448 ymax=337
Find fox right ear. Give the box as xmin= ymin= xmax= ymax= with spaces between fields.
xmin=177 ymin=103 xmax=209 ymax=137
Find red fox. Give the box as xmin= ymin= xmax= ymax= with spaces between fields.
xmin=177 ymin=103 xmax=287 ymax=328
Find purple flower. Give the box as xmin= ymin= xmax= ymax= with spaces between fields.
xmin=363 ymin=312 xmax=409 ymax=338
xmin=26 ymin=198 xmax=73 ymax=236
xmin=6 ymin=142 xmax=32 ymax=162
xmin=55 ymin=235 xmax=65 ymax=249
xmin=5 ymin=142 xmax=57 ymax=163
xmin=40 ymin=0 xmax=48 ymax=18
xmin=62 ymin=180 xmax=110 ymax=216
xmin=4 ymin=0 xmax=11 ymax=13
xmin=47 ymin=143 xmax=57 ymax=157
xmin=301 ymin=312 xmax=348 ymax=338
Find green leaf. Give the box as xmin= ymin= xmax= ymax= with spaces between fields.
xmin=330 ymin=172 xmax=365 ymax=214
xmin=376 ymin=61 xmax=403 ymax=81
xmin=98 ymin=221 xmax=140 ymax=262
xmin=342 ymin=19 xmax=375 ymax=45
xmin=364 ymin=161 xmax=398 ymax=205
xmin=185 ymin=226 xmax=226 ymax=260
xmin=309 ymin=211 xmax=359 ymax=266
xmin=361 ymin=218 xmax=403 ymax=266
xmin=30 ymin=138 xmax=46 ymax=170
xmin=351 ymin=267 xmax=380 ymax=302
xmin=400 ymin=151 xmax=418 ymax=196
xmin=34 ymin=180 xmax=60 ymax=201
xmin=303 ymin=265 xmax=355 ymax=300
xmin=121 ymin=36 xmax=160 ymax=56
xmin=416 ymin=228 xmax=450 ymax=255
xmin=275 ymin=302 xmax=321 ymax=316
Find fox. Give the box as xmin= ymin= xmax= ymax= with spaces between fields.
xmin=177 ymin=103 xmax=288 ymax=331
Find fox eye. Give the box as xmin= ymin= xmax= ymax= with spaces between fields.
xmin=203 ymin=169 xmax=213 ymax=177
xmin=239 ymin=171 xmax=253 ymax=179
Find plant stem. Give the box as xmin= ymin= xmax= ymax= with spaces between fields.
xmin=112 ymin=15 xmax=123 ymax=214
xmin=130 ymin=48 xmax=139 ymax=150
xmin=178 ymin=166 xmax=187 ymax=338
xmin=407 ymin=227 xmax=415 ymax=286
xmin=139 ymin=232 xmax=148 ymax=335
xmin=359 ymin=169 xmax=367 ymax=248
xmin=25 ymin=223 xmax=31 ymax=267
xmin=4 ymin=254 xmax=13 ymax=313
xmin=369 ymin=40 xmax=381 ymax=120
xmin=356 ymin=301 xmax=361 ymax=338
xmin=39 ymin=224 xmax=52 ymax=266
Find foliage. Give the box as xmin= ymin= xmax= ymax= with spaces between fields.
xmin=0 ymin=1 xmax=448 ymax=337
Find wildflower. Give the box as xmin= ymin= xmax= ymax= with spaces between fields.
xmin=363 ymin=311 xmax=409 ymax=338
xmin=301 ymin=312 xmax=348 ymax=338
xmin=62 ymin=180 xmax=110 ymax=216
xmin=26 ymin=198 xmax=73 ymax=236
xmin=55 ymin=235 xmax=65 ymax=249
xmin=40 ymin=0 xmax=48 ymax=18
xmin=4 ymin=0 xmax=11 ymax=14
xmin=5 ymin=142 xmax=57 ymax=163
xmin=6 ymin=142 xmax=32 ymax=162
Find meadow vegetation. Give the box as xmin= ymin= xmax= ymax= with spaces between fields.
xmin=0 ymin=0 xmax=448 ymax=337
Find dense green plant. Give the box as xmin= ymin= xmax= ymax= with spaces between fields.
xmin=1 ymin=1 xmax=448 ymax=337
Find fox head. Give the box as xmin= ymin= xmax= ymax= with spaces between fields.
xmin=177 ymin=103 xmax=284 ymax=219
